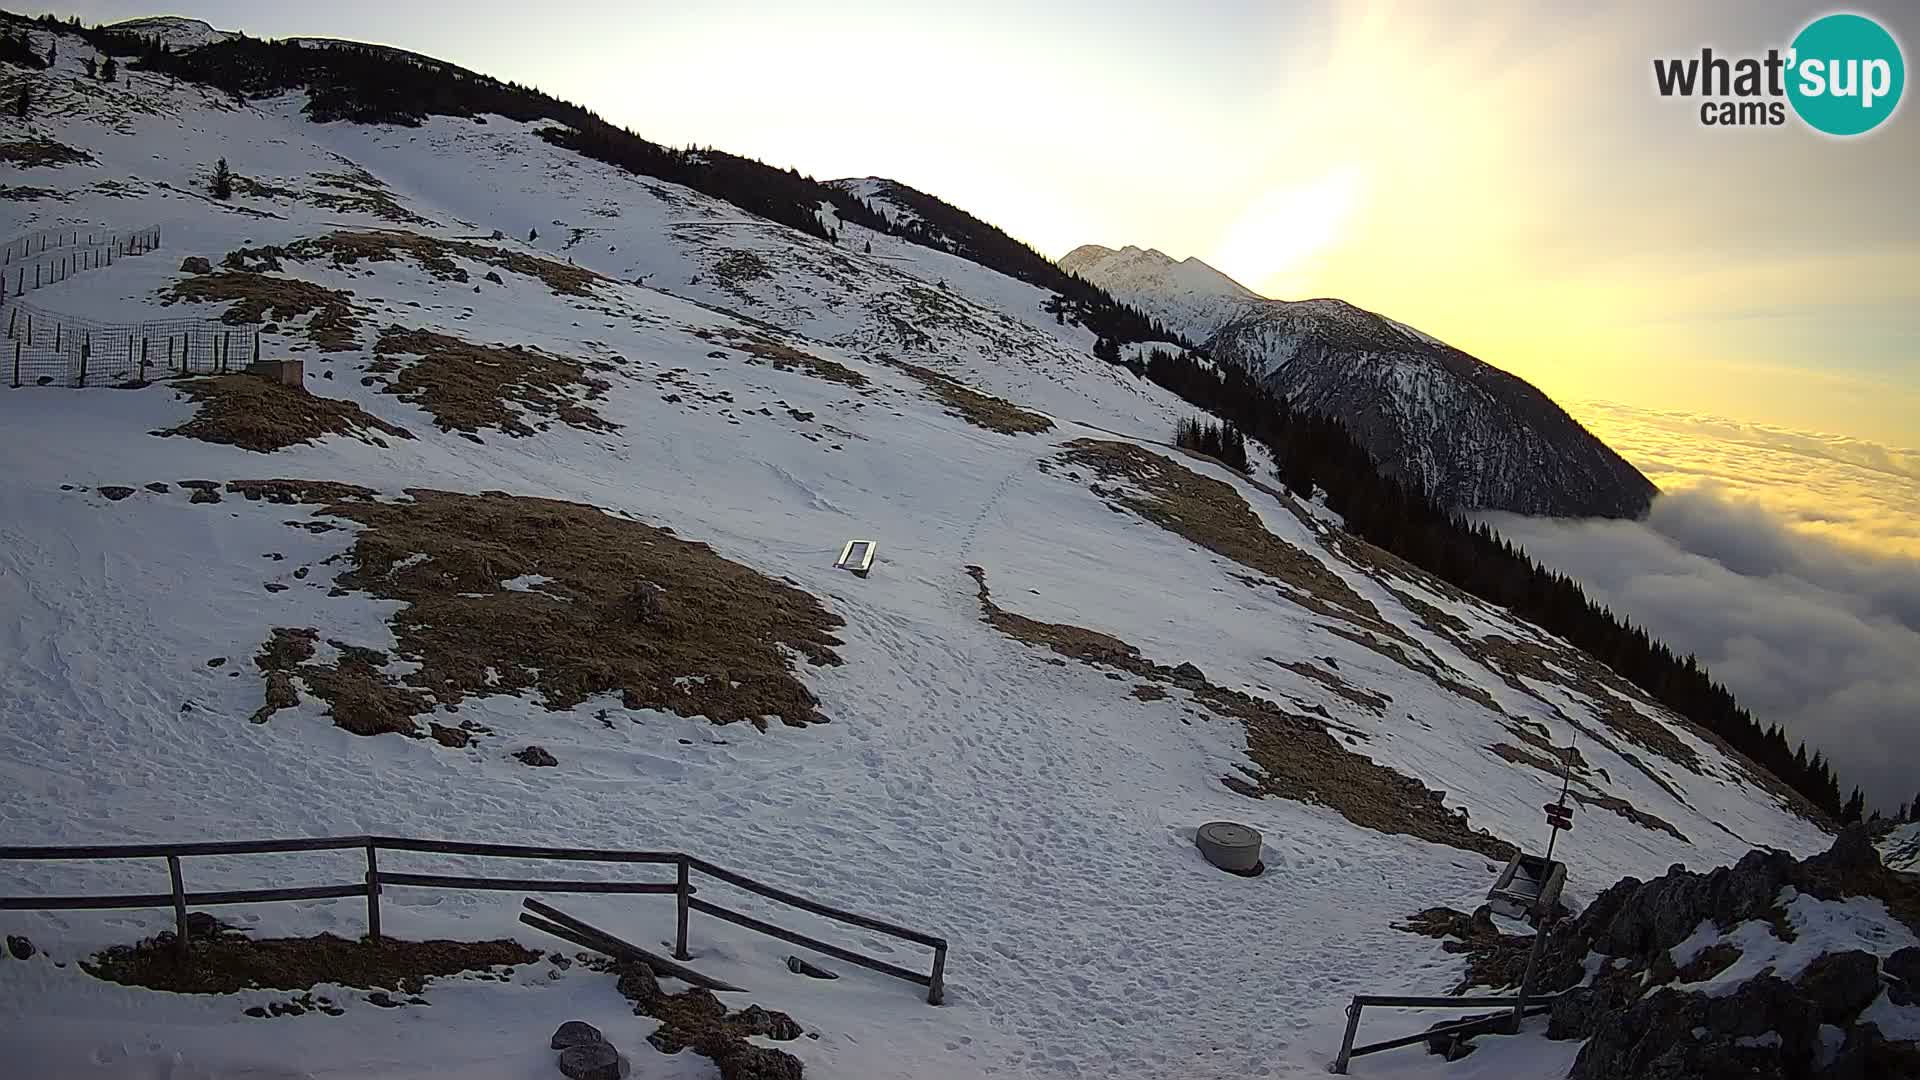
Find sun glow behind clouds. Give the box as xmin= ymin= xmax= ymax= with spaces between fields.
xmin=1210 ymin=166 xmax=1366 ymax=297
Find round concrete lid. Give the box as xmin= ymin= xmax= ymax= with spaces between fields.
xmin=1196 ymin=821 xmax=1262 ymax=849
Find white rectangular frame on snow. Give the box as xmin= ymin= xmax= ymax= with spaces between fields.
xmin=835 ymin=539 xmax=877 ymax=577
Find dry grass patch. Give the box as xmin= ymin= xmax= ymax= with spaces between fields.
xmin=267 ymin=490 xmax=846 ymax=730
xmin=370 ymin=326 xmax=616 ymax=440
xmin=84 ymin=928 xmax=535 ymax=995
xmin=0 ymin=137 xmax=93 ymax=167
xmin=1473 ymin=634 xmax=1702 ymax=774
xmin=967 ymin=565 xmax=1515 ymax=859
xmin=1267 ymin=657 xmax=1391 ymax=713
xmin=292 ymin=230 xmax=598 ymax=296
xmin=893 ymin=360 xmax=1052 ymax=434
xmin=158 ymin=376 xmax=412 ymax=453
xmin=1059 ymin=440 xmax=1393 ymax=629
xmin=165 ymin=271 xmax=361 ymax=351
xmin=1394 ymin=907 xmax=1535 ymax=992
xmin=249 ymin=626 xmax=432 ymax=735
xmin=0 ymin=185 xmax=67 ymax=201
xmin=308 ymin=168 xmax=430 ymax=224
xmin=1488 ymin=742 xmax=1689 ymax=842
xmin=701 ymin=327 xmax=868 ymax=388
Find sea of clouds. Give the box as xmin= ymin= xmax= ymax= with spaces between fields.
xmin=1485 ymin=402 xmax=1920 ymax=814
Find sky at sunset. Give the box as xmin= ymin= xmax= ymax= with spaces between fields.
xmin=45 ymin=0 xmax=1920 ymax=497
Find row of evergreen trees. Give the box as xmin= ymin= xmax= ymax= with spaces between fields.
xmin=1174 ymin=417 xmax=1249 ymax=473
xmin=1139 ymin=348 xmax=1863 ymax=821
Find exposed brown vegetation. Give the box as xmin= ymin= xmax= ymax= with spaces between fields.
xmin=165 ymin=271 xmax=361 ymax=351
xmin=1394 ymin=907 xmax=1534 ymax=992
xmin=1058 ymin=441 xmax=1393 ymax=633
xmin=308 ymin=168 xmax=429 ymax=224
xmin=1267 ymin=657 xmax=1391 ymax=713
xmin=227 ymin=479 xmax=379 ymax=504
xmin=289 ymin=230 xmax=598 ymax=296
xmin=893 ymin=360 xmax=1052 ymax=434
xmin=0 ymin=185 xmax=67 ymax=201
xmin=158 ymin=376 xmax=412 ymax=453
xmin=700 ymin=327 xmax=868 ymax=388
xmin=249 ymin=626 xmax=433 ymax=736
xmin=268 ymin=490 xmax=847 ymax=730
xmin=1486 ymin=742 xmax=1689 ymax=842
xmin=0 ymin=138 xmax=93 ymax=167
xmin=967 ymin=565 xmax=1515 ymax=859
xmin=1472 ymin=634 xmax=1703 ymax=774
xmin=370 ymin=327 xmax=615 ymax=440
xmin=84 ymin=929 xmax=535 ymax=995
xmin=1130 ymin=684 xmax=1168 ymax=702
xmin=609 ymin=960 xmax=805 ymax=1077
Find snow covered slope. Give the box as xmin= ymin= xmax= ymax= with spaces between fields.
xmin=1062 ymin=245 xmax=1658 ymax=519
xmin=0 ymin=19 xmax=1851 ymax=1080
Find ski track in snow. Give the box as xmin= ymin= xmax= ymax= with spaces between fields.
xmin=0 ymin=31 xmax=1854 ymax=1080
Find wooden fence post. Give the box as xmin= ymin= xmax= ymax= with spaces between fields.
xmin=928 ymin=942 xmax=947 ymax=1005
xmin=53 ymin=323 xmax=59 ymax=350
xmin=78 ymin=338 xmax=88 ymax=388
xmin=12 ymin=341 xmax=19 ymax=388
xmin=675 ymin=857 xmax=691 ymax=960
xmin=252 ymin=336 xmax=260 ymax=365
xmin=365 ymin=843 xmax=382 ymax=944
xmin=167 ymin=855 xmax=189 ymax=962
xmin=140 ymin=338 xmax=148 ymax=382
xmin=221 ymin=332 xmax=231 ymax=373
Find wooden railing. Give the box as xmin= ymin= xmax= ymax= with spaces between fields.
xmin=0 ymin=835 xmax=947 ymax=1004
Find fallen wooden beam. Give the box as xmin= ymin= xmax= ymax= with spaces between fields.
xmin=521 ymin=897 xmax=745 ymax=992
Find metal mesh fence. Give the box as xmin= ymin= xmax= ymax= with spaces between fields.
xmin=4 ymin=296 xmax=261 ymax=389
xmin=0 ymin=226 xmax=164 ymax=306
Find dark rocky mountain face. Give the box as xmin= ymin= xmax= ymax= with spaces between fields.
xmin=1064 ymin=246 xmax=1658 ymax=519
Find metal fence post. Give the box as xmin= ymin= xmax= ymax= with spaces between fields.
xmin=365 ymin=843 xmax=382 ymax=943
xmin=78 ymin=339 xmax=88 ymax=388
xmin=11 ymin=341 xmax=18 ymax=388
xmin=674 ymin=856 xmax=691 ymax=960
xmin=167 ymin=855 xmax=189 ymax=962
xmin=1332 ymin=999 xmax=1362 ymax=1074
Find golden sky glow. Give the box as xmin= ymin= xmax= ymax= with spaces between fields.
xmin=59 ymin=0 xmax=1920 ymax=450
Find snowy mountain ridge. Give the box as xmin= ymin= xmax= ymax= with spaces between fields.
xmin=1062 ymin=244 xmax=1659 ymax=519
xmin=0 ymin=14 xmax=1909 ymax=1080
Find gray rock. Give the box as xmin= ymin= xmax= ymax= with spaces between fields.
xmin=484 ymin=271 xmax=504 ymax=284
xmin=98 ymin=485 xmax=135 ymax=501
xmin=185 ymin=912 xmax=220 ymax=939
xmin=515 ymin=746 xmax=558 ymax=767
xmin=1170 ymin=662 xmax=1205 ymax=683
xmin=551 ymin=1020 xmax=606 ymax=1050
xmin=145 ymin=482 xmax=170 ymax=494
xmin=6 ymin=935 xmax=33 ymax=960
xmin=180 ymin=256 xmax=212 ymax=274
xmin=1885 ymin=945 xmax=1920 ymax=1006
xmin=1796 ymin=950 xmax=1880 ymax=1024
xmin=556 ymin=1042 xmax=621 ymax=1080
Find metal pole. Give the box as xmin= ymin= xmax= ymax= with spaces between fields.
xmin=1332 ymin=999 xmax=1362 ymax=1074
xmin=674 ymin=856 xmax=691 ymax=960
xmin=365 ymin=843 xmax=382 ymax=943
xmin=167 ymin=855 xmax=189 ymax=962
xmin=928 ymin=942 xmax=947 ymax=1005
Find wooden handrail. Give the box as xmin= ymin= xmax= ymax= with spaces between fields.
xmin=0 ymin=834 xmax=948 ymax=1003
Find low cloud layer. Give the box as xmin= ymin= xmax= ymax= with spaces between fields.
xmin=1486 ymin=403 xmax=1920 ymax=814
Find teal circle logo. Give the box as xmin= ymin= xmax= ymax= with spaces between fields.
xmin=1788 ymin=13 xmax=1905 ymax=135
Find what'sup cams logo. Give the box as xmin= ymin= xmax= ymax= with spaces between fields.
xmin=1654 ymin=12 xmax=1905 ymax=135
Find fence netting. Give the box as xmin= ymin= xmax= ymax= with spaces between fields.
xmin=5 ymin=296 xmax=260 ymax=388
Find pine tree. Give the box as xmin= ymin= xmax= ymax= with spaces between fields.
xmin=85 ymin=56 xmax=97 ymax=78
xmin=1842 ymin=786 xmax=1865 ymax=825
xmin=863 ymin=240 xmax=872 ymax=254
xmin=12 ymin=85 xmax=28 ymax=120
xmin=100 ymin=55 xmax=116 ymax=82
xmin=528 ymin=227 xmax=538 ymax=242
xmin=211 ymin=157 xmax=232 ymax=200
xmin=46 ymin=40 xmax=55 ymax=65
